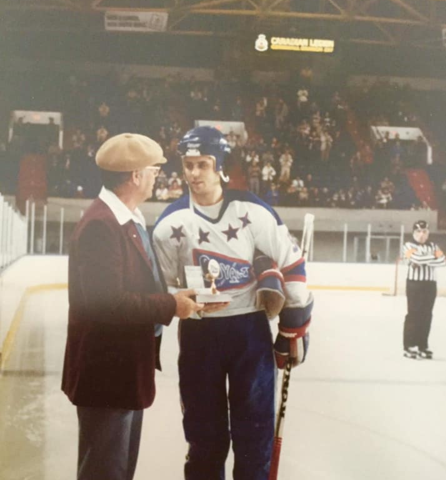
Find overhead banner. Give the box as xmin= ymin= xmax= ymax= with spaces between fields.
xmin=195 ymin=120 xmax=247 ymax=143
xmin=9 ymin=110 xmax=64 ymax=148
xmin=371 ymin=126 xmax=432 ymax=164
xmin=11 ymin=110 xmax=62 ymax=126
xmin=105 ymin=11 xmax=168 ymax=32
xmin=254 ymin=34 xmax=335 ymax=53
xmin=371 ymin=126 xmax=427 ymax=142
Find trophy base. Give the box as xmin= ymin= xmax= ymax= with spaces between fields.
xmin=196 ymin=293 xmax=232 ymax=304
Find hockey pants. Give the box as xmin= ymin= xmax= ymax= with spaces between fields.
xmin=178 ymin=311 xmax=275 ymax=480
xmin=404 ymin=280 xmax=437 ymax=350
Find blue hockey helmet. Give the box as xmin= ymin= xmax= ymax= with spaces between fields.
xmin=178 ymin=126 xmax=231 ymax=173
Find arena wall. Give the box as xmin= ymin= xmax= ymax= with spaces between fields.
xmin=1 ymin=256 xmax=445 ymax=369
xmin=2 ymin=196 xmax=440 ymax=232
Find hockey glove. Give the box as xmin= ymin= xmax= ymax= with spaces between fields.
xmin=274 ymin=294 xmax=313 ymax=369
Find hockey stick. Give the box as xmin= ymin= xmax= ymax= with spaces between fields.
xmin=269 ymin=213 xmax=314 ymax=480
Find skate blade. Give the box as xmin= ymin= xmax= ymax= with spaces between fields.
xmin=403 ymin=353 xmax=418 ymax=359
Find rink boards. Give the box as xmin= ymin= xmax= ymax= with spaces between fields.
xmin=1 ymin=256 xmax=446 ymax=366
xmin=0 ymin=256 xmax=446 ymax=480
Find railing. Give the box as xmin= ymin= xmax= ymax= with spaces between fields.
xmin=22 ymin=200 xmax=423 ymax=264
xmin=3 ymin=196 xmax=445 ymax=264
xmin=25 ymin=201 xmax=78 ymax=255
xmin=312 ymin=225 xmax=407 ymax=264
xmin=0 ymin=193 xmax=28 ymax=270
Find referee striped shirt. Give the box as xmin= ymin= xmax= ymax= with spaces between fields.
xmin=402 ymin=241 xmax=446 ymax=282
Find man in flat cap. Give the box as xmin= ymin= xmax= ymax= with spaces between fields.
xmin=62 ymin=133 xmax=204 ymax=480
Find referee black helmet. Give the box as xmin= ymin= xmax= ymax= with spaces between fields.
xmin=413 ymin=220 xmax=429 ymax=231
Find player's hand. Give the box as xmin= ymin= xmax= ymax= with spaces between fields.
xmin=435 ymin=249 xmax=444 ymax=258
xmin=173 ymin=289 xmax=204 ymax=319
xmin=274 ymin=331 xmax=309 ymax=369
xmin=201 ymin=302 xmax=230 ymax=314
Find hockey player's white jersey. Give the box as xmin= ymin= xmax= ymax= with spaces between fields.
xmin=153 ymin=190 xmax=310 ymax=317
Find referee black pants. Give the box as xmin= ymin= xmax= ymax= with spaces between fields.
xmin=404 ymin=280 xmax=437 ymax=350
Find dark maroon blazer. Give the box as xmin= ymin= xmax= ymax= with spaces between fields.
xmin=61 ymin=198 xmax=176 ymax=410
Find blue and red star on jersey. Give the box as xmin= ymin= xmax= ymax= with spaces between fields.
xmin=198 ymin=228 xmax=210 ymax=244
xmin=239 ymin=212 xmax=251 ymax=229
xmin=170 ymin=225 xmax=186 ymax=243
xmin=222 ymin=223 xmax=239 ymax=242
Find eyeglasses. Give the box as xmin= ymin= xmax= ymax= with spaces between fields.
xmin=144 ymin=166 xmax=161 ymax=177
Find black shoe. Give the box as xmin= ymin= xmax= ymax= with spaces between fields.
xmin=404 ymin=347 xmax=418 ymax=359
xmin=418 ymin=349 xmax=433 ymax=359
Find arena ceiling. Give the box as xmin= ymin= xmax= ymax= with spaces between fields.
xmin=1 ymin=0 xmax=446 ymax=50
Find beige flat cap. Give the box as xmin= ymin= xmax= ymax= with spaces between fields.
xmin=96 ymin=133 xmax=167 ymax=172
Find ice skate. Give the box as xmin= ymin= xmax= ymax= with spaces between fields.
xmin=418 ymin=349 xmax=433 ymax=359
xmin=404 ymin=347 xmax=418 ymax=359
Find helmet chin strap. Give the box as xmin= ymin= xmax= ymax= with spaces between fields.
xmin=209 ymin=155 xmax=229 ymax=183
xmin=219 ymin=170 xmax=229 ymax=183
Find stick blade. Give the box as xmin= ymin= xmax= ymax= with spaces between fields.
xmin=268 ymin=437 xmax=282 ymax=480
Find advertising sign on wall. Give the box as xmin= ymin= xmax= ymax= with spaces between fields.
xmin=105 ymin=11 xmax=168 ymax=32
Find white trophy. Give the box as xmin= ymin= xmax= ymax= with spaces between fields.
xmin=205 ymin=259 xmax=220 ymax=294
xmin=184 ymin=260 xmax=231 ymax=304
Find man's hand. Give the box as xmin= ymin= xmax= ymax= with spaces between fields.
xmin=435 ymin=249 xmax=444 ymax=258
xmin=173 ymin=289 xmax=204 ymax=319
xmin=405 ymin=248 xmax=416 ymax=259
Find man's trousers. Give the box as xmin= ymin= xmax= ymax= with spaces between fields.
xmin=77 ymin=406 xmax=143 ymax=480
xmin=404 ymin=280 xmax=437 ymax=350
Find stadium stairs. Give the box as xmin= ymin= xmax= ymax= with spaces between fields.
xmin=345 ymin=107 xmax=373 ymax=164
xmin=414 ymin=119 xmax=446 ymax=229
xmin=405 ymin=168 xmax=437 ymax=210
xmin=16 ymin=153 xmax=48 ymax=214
xmin=426 ymin=163 xmax=446 ymax=230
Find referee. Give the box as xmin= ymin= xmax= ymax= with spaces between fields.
xmin=402 ymin=220 xmax=445 ymax=359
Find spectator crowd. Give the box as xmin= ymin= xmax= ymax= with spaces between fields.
xmin=1 ymin=69 xmax=445 ymax=211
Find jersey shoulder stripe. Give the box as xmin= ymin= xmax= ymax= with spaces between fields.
xmin=281 ymin=258 xmax=306 ymax=282
xmin=226 ymin=189 xmax=283 ymax=226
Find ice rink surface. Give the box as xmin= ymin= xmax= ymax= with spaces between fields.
xmin=1 ymin=288 xmax=445 ymax=480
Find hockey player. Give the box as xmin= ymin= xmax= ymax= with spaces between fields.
xmin=402 ymin=220 xmax=445 ymax=359
xmin=152 ymin=126 xmax=313 ymax=480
